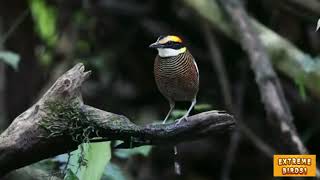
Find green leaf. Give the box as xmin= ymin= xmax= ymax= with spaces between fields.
xmin=298 ymin=82 xmax=307 ymax=101
xmin=171 ymin=109 xmax=187 ymax=119
xmin=102 ymin=163 xmax=128 ymax=180
xmin=294 ymin=75 xmax=307 ymax=101
xmin=194 ymin=104 xmax=213 ymax=112
xmin=114 ymin=145 xmax=152 ymax=159
xmin=29 ymin=0 xmax=58 ymax=46
xmin=66 ymin=142 xmax=111 ymax=180
xmin=64 ymin=169 xmax=79 ymax=180
xmin=32 ymin=159 xmax=59 ymax=172
xmin=80 ymin=142 xmax=111 ymax=180
xmin=36 ymin=47 xmax=53 ymax=66
xmin=0 ymin=51 xmax=20 ymax=70
xmin=66 ymin=150 xmax=81 ymax=176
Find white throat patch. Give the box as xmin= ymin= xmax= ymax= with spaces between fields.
xmin=157 ymin=48 xmax=186 ymax=57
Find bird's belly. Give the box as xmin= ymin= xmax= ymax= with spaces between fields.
xmin=154 ymin=53 xmax=199 ymax=102
xmin=155 ymin=72 xmax=198 ymax=101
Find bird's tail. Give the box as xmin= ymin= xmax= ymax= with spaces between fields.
xmin=174 ymin=145 xmax=181 ymax=175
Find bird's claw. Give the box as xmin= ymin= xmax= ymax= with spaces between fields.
xmin=177 ymin=116 xmax=188 ymax=124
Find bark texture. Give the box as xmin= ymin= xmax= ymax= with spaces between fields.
xmin=0 ymin=63 xmax=235 ymax=177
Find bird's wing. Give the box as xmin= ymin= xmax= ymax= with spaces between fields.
xmin=193 ymin=58 xmax=199 ymax=81
xmin=317 ymin=18 xmax=320 ymax=32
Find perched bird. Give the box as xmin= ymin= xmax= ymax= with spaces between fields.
xmin=150 ymin=35 xmax=199 ymax=124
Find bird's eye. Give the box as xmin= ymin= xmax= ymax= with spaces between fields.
xmin=157 ymin=36 xmax=164 ymax=41
xmin=167 ymin=41 xmax=174 ymax=45
xmin=166 ymin=41 xmax=183 ymax=49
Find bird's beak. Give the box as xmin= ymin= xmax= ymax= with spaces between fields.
xmin=149 ymin=42 xmax=163 ymax=48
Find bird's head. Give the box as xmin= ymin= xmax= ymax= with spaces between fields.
xmin=149 ymin=35 xmax=187 ymax=57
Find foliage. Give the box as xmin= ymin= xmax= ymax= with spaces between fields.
xmin=102 ymin=163 xmax=128 ymax=180
xmin=32 ymin=159 xmax=60 ymax=173
xmin=114 ymin=145 xmax=152 ymax=159
xmin=0 ymin=51 xmax=20 ymax=70
xmin=295 ymin=75 xmax=307 ymax=101
xmin=35 ymin=46 xmax=53 ymax=67
xmin=66 ymin=142 xmax=111 ymax=180
xmin=29 ymin=0 xmax=58 ymax=46
xmin=39 ymin=101 xmax=113 ymax=180
xmin=194 ymin=104 xmax=213 ymax=112
xmin=39 ymin=101 xmax=99 ymax=142
xmin=80 ymin=142 xmax=111 ymax=180
xmin=64 ymin=169 xmax=78 ymax=180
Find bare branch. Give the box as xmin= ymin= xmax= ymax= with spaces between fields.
xmin=202 ymin=24 xmax=275 ymax=180
xmin=284 ymin=0 xmax=320 ymax=16
xmin=183 ymin=0 xmax=320 ymax=99
xmin=216 ymin=0 xmax=320 ymax=177
xmin=218 ymin=0 xmax=305 ymax=152
xmin=202 ymin=24 xmax=232 ymax=110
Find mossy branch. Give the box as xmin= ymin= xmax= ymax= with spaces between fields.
xmin=0 ymin=63 xmax=235 ymax=177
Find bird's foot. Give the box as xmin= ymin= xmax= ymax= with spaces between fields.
xmin=176 ymin=116 xmax=188 ymax=124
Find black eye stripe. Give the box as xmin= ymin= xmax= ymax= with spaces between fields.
xmin=163 ymin=41 xmax=184 ymax=49
xmin=157 ymin=35 xmax=165 ymax=41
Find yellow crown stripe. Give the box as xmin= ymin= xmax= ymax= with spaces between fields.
xmin=168 ymin=35 xmax=182 ymax=43
xmin=158 ymin=35 xmax=183 ymax=44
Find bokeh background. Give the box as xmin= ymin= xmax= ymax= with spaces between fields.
xmin=0 ymin=0 xmax=320 ymax=180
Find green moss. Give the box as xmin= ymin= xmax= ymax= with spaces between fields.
xmin=39 ymin=100 xmax=99 ymax=142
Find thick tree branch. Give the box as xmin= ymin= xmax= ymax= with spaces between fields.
xmin=0 ymin=19 xmax=7 ymax=130
xmin=218 ymin=0 xmax=303 ymax=153
xmin=202 ymin=25 xmax=275 ymax=180
xmin=284 ymin=0 xmax=320 ymax=16
xmin=183 ymin=0 xmax=320 ymax=99
xmin=217 ymin=0 xmax=320 ymax=177
xmin=0 ymin=63 xmax=235 ymax=177
xmin=184 ymin=0 xmax=318 ymax=154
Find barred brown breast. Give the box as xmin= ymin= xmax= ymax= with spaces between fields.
xmin=154 ymin=50 xmax=199 ymax=102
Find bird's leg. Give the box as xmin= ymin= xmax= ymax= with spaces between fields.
xmin=177 ymin=98 xmax=196 ymax=124
xmin=163 ymin=101 xmax=175 ymax=124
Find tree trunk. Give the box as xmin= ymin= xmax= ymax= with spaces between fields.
xmin=0 ymin=1 xmax=44 ymax=122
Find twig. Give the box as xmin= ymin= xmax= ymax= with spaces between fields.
xmin=284 ymin=0 xmax=320 ymax=16
xmin=97 ymin=0 xmax=152 ymax=17
xmin=0 ymin=9 xmax=29 ymax=46
xmin=202 ymin=24 xmax=275 ymax=180
xmin=0 ymin=63 xmax=235 ymax=176
xmin=0 ymin=20 xmax=5 ymax=130
xmin=237 ymin=124 xmax=275 ymax=157
xmin=184 ymin=0 xmax=319 ymax=174
xmin=217 ymin=0 xmax=320 ymax=177
xmin=202 ymin=25 xmax=238 ymax=180
xmin=0 ymin=63 xmax=5 ymax=130
xmin=202 ymin=24 xmax=232 ymax=110
xmin=218 ymin=0 xmax=298 ymax=151
xmin=183 ymin=0 xmax=320 ymax=99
